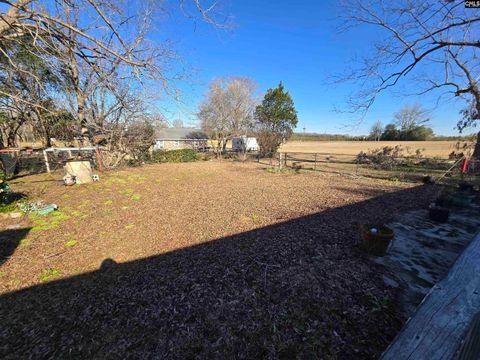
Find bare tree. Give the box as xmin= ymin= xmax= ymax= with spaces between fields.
xmin=198 ymin=76 xmax=258 ymax=155
xmin=0 ymin=0 xmax=228 ymax=144
xmin=394 ymin=104 xmax=430 ymax=131
xmin=338 ymin=0 xmax=480 ymax=156
xmin=369 ymin=120 xmax=383 ymax=141
xmin=0 ymin=38 xmax=65 ymax=147
xmin=172 ymin=119 xmax=185 ymax=128
xmin=77 ymin=72 xmax=168 ymax=168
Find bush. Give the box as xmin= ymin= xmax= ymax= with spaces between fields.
xmin=357 ymin=146 xmax=405 ymax=169
xmin=357 ymin=145 xmax=427 ymax=170
xmin=150 ymin=149 xmax=199 ymax=163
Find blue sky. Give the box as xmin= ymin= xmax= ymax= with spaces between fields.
xmin=156 ymin=0 xmax=469 ymax=136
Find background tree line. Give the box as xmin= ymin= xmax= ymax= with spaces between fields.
xmin=369 ymin=104 xmax=435 ymax=141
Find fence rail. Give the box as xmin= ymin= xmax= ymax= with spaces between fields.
xmin=255 ymin=151 xmax=480 ymax=184
xmin=2 ymin=147 xmax=479 ymax=185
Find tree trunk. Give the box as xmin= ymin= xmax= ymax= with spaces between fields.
xmin=7 ymin=133 xmax=16 ymax=147
xmin=472 ymin=131 xmax=480 ymax=160
xmin=222 ymin=139 xmax=227 ymax=154
xmin=68 ymin=39 xmax=91 ymax=146
xmin=44 ymin=128 xmax=52 ymax=147
xmin=77 ymin=97 xmax=90 ymax=145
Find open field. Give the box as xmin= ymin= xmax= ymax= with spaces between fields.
xmin=0 ymin=161 xmax=435 ymax=358
xmin=280 ymin=141 xmax=463 ymax=158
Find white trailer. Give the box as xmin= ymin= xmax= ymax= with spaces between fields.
xmin=232 ymin=136 xmax=259 ymax=152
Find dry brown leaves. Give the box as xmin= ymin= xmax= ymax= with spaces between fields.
xmin=0 ymin=161 xmax=435 ymax=359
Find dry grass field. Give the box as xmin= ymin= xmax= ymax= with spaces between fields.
xmin=280 ymin=140 xmax=462 ymax=158
xmin=0 ymin=161 xmax=436 ymax=358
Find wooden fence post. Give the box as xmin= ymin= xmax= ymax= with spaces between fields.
xmin=95 ymin=147 xmax=104 ymax=172
xmin=43 ymin=149 xmax=50 ymax=173
xmin=314 ymin=153 xmax=317 ymax=171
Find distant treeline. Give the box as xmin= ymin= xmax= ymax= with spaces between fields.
xmin=291 ymin=132 xmax=473 ymax=142
xmin=291 ymin=133 xmax=364 ymax=141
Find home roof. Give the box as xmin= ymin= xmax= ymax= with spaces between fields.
xmin=155 ymin=127 xmax=208 ymax=140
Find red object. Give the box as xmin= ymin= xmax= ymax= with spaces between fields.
xmin=0 ymin=148 xmax=34 ymax=153
xmin=461 ymin=158 xmax=469 ymax=174
xmin=0 ymin=149 xmax=21 ymax=153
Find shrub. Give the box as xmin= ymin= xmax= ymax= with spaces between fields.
xmin=357 ymin=145 xmax=426 ymax=170
xmin=150 ymin=149 xmax=199 ymax=163
xmin=357 ymin=146 xmax=404 ymax=169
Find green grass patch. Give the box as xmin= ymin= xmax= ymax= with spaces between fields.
xmin=30 ymin=211 xmax=70 ymax=232
xmin=131 ymin=194 xmax=141 ymax=201
xmin=104 ymin=200 xmax=113 ymax=205
xmin=0 ymin=202 xmax=19 ymax=213
xmin=126 ymin=175 xmax=146 ymax=184
xmin=39 ymin=268 xmax=61 ymax=282
xmin=106 ymin=178 xmax=127 ymax=185
xmin=19 ymin=238 xmax=31 ymax=247
xmin=9 ymin=278 xmax=20 ymax=287
xmin=125 ymin=224 xmax=135 ymax=229
xmin=265 ymin=166 xmax=298 ymax=175
xmin=70 ymin=209 xmax=84 ymax=217
xmin=0 ymin=195 xmax=27 ymax=213
xmin=65 ymin=240 xmax=78 ymax=248
xmin=63 ymin=207 xmax=85 ymax=218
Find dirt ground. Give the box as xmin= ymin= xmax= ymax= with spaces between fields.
xmin=280 ymin=140 xmax=461 ymax=158
xmin=0 ymin=161 xmax=435 ymax=359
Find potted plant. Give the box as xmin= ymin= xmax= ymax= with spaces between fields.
xmin=362 ymin=225 xmax=394 ymax=256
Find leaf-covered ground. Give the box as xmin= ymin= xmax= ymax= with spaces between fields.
xmin=0 ymin=161 xmax=435 ymax=359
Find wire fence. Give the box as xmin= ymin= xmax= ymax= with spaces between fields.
xmin=2 ymin=146 xmax=479 ymax=186
xmin=251 ymin=151 xmax=479 ymax=185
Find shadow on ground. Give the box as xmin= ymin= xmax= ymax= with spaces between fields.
xmin=0 ymin=186 xmax=435 ymax=359
xmin=0 ymin=228 xmax=30 ymax=266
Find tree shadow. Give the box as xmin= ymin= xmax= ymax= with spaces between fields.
xmin=0 ymin=228 xmax=31 ymax=266
xmin=0 ymin=186 xmax=435 ymax=359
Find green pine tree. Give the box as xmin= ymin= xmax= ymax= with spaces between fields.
xmin=254 ymin=82 xmax=298 ymax=154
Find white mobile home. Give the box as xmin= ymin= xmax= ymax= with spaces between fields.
xmin=232 ymin=136 xmax=259 ymax=152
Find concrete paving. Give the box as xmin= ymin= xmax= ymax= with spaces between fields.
xmin=374 ymin=202 xmax=480 ymax=316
